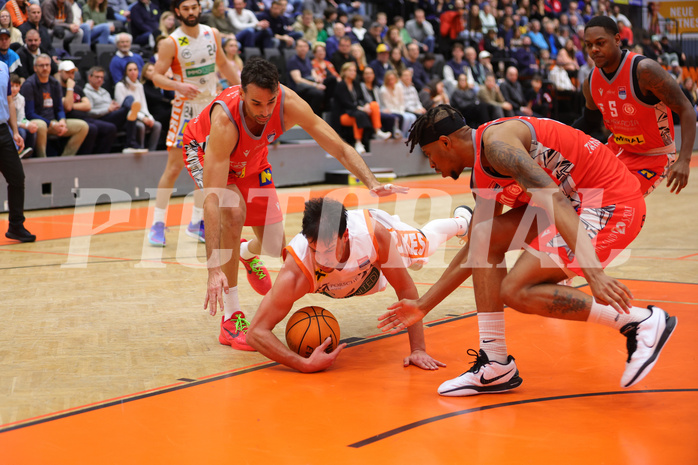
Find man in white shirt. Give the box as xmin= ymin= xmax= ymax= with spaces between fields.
xmin=231 ymin=0 xmax=272 ymax=50
xmin=398 ymin=68 xmax=426 ymax=116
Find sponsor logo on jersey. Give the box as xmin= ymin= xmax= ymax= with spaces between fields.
xmin=358 ymin=256 xmax=370 ymax=268
xmin=184 ymin=61 xmax=195 ymax=67
xmin=638 ymin=169 xmax=657 ymax=180
xmin=266 ymin=130 xmax=277 ymax=144
xmin=182 ymin=49 xmax=192 ymax=60
xmin=599 ymin=88 xmax=603 ymax=96
xmin=186 ymin=64 xmax=216 ymax=77
xmin=259 ymin=168 xmax=273 ymax=186
xmin=618 ymin=86 xmax=627 ymax=100
xmin=178 ymin=36 xmax=189 ymax=46
xmin=622 ymin=103 xmax=636 ymax=115
xmin=614 ymin=133 xmax=645 ymax=145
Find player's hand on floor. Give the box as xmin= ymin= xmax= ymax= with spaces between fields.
xmin=204 ymin=268 xmax=229 ymax=316
xmin=404 ymin=349 xmax=446 ymax=370
xmin=303 ymin=337 xmax=347 ymax=373
xmin=370 ymin=183 xmax=409 ymax=197
xmin=378 ymin=299 xmax=425 ymax=333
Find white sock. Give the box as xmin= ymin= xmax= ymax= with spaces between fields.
xmin=478 ymin=312 xmax=508 ymax=363
xmin=223 ymin=286 xmax=241 ymax=321
xmin=239 ymin=240 xmax=256 ymax=260
xmin=190 ymin=206 xmax=204 ymax=225
xmin=152 ymin=207 xmax=166 ymax=225
xmin=587 ymin=299 xmax=652 ymax=331
xmin=421 ymin=218 xmax=466 ymax=256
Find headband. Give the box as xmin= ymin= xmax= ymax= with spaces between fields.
xmin=418 ymin=116 xmax=466 ymax=147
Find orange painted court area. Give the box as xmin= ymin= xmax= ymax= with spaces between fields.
xmin=1 ymin=280 xmax=696 ymax=464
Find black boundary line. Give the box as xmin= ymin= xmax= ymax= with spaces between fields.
xmin=0 ymin=280 xmax=693 ymax=434
xmin=348 ymin=388 xmax=698 ymax=448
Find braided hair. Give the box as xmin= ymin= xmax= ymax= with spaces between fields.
xmin=405 ymin=105 xmax=467 ymax=154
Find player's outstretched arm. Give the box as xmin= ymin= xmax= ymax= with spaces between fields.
xmin=637 ymin=59 xmax=694 ymax=194
xmin=282 ymin=86 xmax=408 ymax=196
xmin=247 ymin=255 xmax=346 ymax=372
xmin=373 ymin=221 xmax=446 ymax=370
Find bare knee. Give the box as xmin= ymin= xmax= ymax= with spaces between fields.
xmin=500 ymin=275 xmax=533 ymax=313
xmin=220 ymin=206 xmax=246 ymax=233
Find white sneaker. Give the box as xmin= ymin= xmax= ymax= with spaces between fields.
xmin=453 ymin=205 xmax=473 ymax=237
xmin=620 ymin=305 xmax=677 ymax=388
xmin=438 ymin=349 xmax=523 ymax=396
xmin=375 ymin=129 xmax=392 ymax=140
xmin=354 ymin=141 xmax=366 ymax=154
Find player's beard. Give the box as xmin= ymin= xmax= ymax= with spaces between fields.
xmin=179 ymin=13 xmax=200 ymax=27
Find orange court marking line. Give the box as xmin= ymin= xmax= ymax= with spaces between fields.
xmin=0 ymin=177 xmax=472 ymax=246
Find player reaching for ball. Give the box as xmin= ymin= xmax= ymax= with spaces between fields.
xmin=246 ymin=197 xmax=473 ymax=372
xmin=184 ymin=58 xmax=407 ymax=351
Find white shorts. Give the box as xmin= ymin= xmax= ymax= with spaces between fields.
xmin=166 ymin=97 xmax=210 ymax=149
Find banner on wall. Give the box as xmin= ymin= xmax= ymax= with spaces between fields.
xmin=657 ymin=0 xmax=698 ymax=33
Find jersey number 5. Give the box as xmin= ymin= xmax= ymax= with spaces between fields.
xmin=608 ymin=101 xmax=618 ymax=117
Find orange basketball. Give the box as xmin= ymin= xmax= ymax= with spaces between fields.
xmin=285 ymin=306 xmax=340 ymax=358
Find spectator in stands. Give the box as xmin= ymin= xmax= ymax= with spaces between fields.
xmin=330 ymin=35 xmax=353 ymax=73
xmin=541 ymin=19 xmax=561 ymax=58
xmin=4 ymin=0 xmax=29 ymax=28
xmin=402 ymin=42 xmax=428 ymax=91
xmin=0 ymin=28 xmax=21 ymax=74
xmin=477 ymin=72 xmax=512 ymax=118
xmin=292 ymin=9 xmax=317 ymax=45
xmin=348 ymin=14 xmax=365 ymax=42
xmin=479 ymin=2 xmax=497 ymax=35
xmin=421 ymin=52 xmax=440 ymax=82
xmin=548 ymin=57 xmax=575 ymax=92
xmin=526 ymin=73 xmax=552 ymax=118
xmin=526 ymin=19 xmax=546 ymax=53
xmin=398 ymin=67 xmax=426 ymax=117
xmin=577 ymin=52 xmax=593 ymax=91
xmin=260 ymin=0 xmax=301 ymax=49
xmin=140 ymin=61 xmax=170 ymax=148
xmin=287 ymin=38 xmax=330 ymax=115
xmin=419 ymin=77 xmax=449 ymax=110
xmin=478 ymin=50 xmax=495 ymax=77
xmin=388 ymin=46 xmax=406 ymax=78
xmin=449 ymin=72 xmax=490 ymax=127
xmin=405 ymin=8 xmax=434 ymax=53
xmin=538 ymin=48 xmax=552 ymax=80
xmin=20 ymin=54 xmax=89 ymax=157
xmin=67 ymin=0 xmax=92 ymax=47
xmin=110 ymin=33 xmax=144 ymax=85
xmin=335 ymin=0 xmax=363 ymax=18
xmin=500 ymin=65 xmax=533 ymax=116
xmin=42 ymin=0 xmax=84 ymax=49
xmin=324 ymin=21 xmax=346 ymax=58
xmin=311 ymin=41 xmax=338 ymax=82
xmin=464 ymin=46 xmax=486 ymax=87
xmin=203 ymin=0 xmax=236 ymax=39
xmin=159 ymin=11 xmax=176 ymax=37
xmin=333 ymin=61 xmax=390 ymax=154
xmin=81 ymin=0 xmax=117 ymax=45
xmin=130 ymin=0 xmax=161 ymax=47
xmin=368 ymin=42 xmax=393 ymax=87
xmin=19 ymin=4 xmax=56 ymax=59
xmin=220 ymin=36 xmax=242 ymax=88
xmin=498 ymin=14 xmax=515 ymax=50
xmin=443 ymin=43 xmax=472 ymax=89
xmin=0 ymin=10 xmax=23 ymax=45
xmin=83 ymin=65 xmax=144 ymax=153
xmin=385 ymin=25 xmax=406 ymax=58
xmin=9 ymin=73 xmax=36 ymax=157
xmin=566 ymin=1 xmax=584 ymax=26
xmin=462 ymin=2 xmax=483 ymax=47
xmin=361 ymin=21 xmax=382 ymax=63
xmin=358 ymin=65 xmax=401 ymax=139
xmin=440 ymin=0 xmax=465 ymax=47
xmin=610 ymin=4 xmax=631 ymax=28
xmin=114 ymin=61 xmax=161 ymax=151
xmin=513 ymin=35 xmax=538 ymax=77
xmin=56 ymin=60 xmax=115 ymax=155
xmin=231 ymin=0 xmax=270 ymax=51
xmin=379 ymin=69 xmax=415 ymax=137
xmin=555 ymin=41 xmax=579 ymax=77
xmin=302 ymin=0 xmax=326 ymax=19
xmin=16 ymin=29 xmax=52 ymax=79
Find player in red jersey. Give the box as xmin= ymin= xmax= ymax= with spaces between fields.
xmin=379 ymin=106 xmax=677 ymax=396
xmin=574 ymin=15 xmax=695 ymax=195
xmin=184 ymin=57 xmax=407 ymax=351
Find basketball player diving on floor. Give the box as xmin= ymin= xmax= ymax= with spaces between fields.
xmin=246 ymin=197 xmax=473 ymax=372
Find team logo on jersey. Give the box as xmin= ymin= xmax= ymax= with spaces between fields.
xmin=618 ymin=87 xmax=627 ymax=100
xmin=266 ymin=130 xmax=277 ymax=144
xmin=612 ymin=222 xmax=626 ymax=235
xmin=182 ymin=49 xmax=192 ymax=60
xmin=623 ymin=104 xmax=636 ymax=115
xmin=599 ymin=88 xmax=603 ymax=96
xmin=638 ymin=169 xmax=657 ymax=180
xmin=259 ymin=168 xmax=273 ymax=186
xmin=178 ymin=37 xmax=189 ymax=46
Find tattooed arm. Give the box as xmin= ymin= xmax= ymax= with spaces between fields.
xmin=480 ymin=121 xmax=632 ymax=313
xmin=637 ymin=59 xmax=695 ymax=194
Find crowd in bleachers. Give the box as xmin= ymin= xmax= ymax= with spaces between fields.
xmin=0 ymin=0 xmax=694 ymax=158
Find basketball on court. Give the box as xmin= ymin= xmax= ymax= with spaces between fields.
xmin=285 ymin=307 xmax=340 ymax=358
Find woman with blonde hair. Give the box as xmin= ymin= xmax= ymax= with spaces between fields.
xmin=379 ymin=70 xmax=416 ymax=136
xmin=159 ymin=11 xmax=176 ymax=38
xmin=220 ymin=36 xmax=242 ymax=88
xmin=0 ymin=9 xmax=22 ymax=45
xmin=333 ymin=62 xmax=392 ymax=154
xmin=350 ymin=43 xmax=367 ymax=76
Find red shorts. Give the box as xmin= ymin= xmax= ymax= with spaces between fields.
xmin=608 ymin=139 xmax=676 ymax=196
xmin=182 ymin=138 xmax=283 ymax=227
xmin=527 ymin=196 xmax=646 ymax=276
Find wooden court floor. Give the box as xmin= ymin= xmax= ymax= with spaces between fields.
xmin=0 ymin=166 xmax=696 ymax=464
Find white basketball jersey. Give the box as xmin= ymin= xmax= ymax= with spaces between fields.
xmin=284 ymin=210 xmax=388 ymax=299
xmin=169 ymin=24 xmax=218 ymax=102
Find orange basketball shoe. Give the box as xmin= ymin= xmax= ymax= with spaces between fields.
xmin=239 ymin=239 xmax=272 ymax=295
xmin=219 ymin=312 xmax=255 ymax=351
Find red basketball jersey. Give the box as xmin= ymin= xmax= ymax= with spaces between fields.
xmin=471 ymin=117 xmax=642 ymax=209
xmin=185 ymin=84 xmax=286 ymax=179
xmin=590 ymin=51 xmax=674 ymax=155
